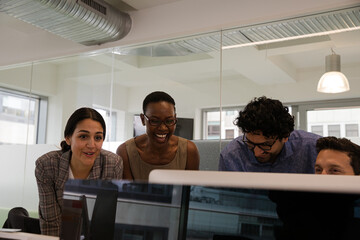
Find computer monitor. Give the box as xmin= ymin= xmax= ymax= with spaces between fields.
xmin=63 ymin=180 xmax=177 ymax=240
xmin=149 ymin=170 xmax=360 ymax=239
xmin=60 ymin=195 xmax=89 ymax=240
xmin=90 ymin=187 xmax=118 ymax=240
xmin=62 ymin=172 xmax=360 ymax=240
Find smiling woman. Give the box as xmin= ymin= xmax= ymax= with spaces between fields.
xmin=34 ymin=107 xmax=123 ymax=237
xmin=116 ymin=91 xmax=200 ymax=181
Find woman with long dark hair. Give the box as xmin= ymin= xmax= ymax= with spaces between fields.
xmin=35 ymin=107 xmax=123 ymax=236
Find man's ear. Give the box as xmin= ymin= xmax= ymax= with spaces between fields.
xmin=281 ymin=137 xmax=289 ymax=143
xmin=140 ymin=113 xmax=146 ymax=126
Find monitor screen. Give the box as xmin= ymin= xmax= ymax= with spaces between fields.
xmin=60 ymin=195 xmax=89 ymax=240
xmin=63 ymin=180 xmax=180 ymax=240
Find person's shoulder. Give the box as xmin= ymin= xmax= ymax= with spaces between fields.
xmin=179 ymin=136 xmax=193 ymax=144
xmin=100 ymin=150 xmax=123 ymax=169
xmin=226 ymin=136 xmax=243 ymax=146
xmin=35 ymin=150 xmax=66 ymax=173
xmin=36 ymin=150 xmax=63 ymax=163
xmin=116 ymin=138 xmax=135 ymax=155
xmin=100 ymin=149 xmax=121 ymax=160
xmin=221 ymin=136 xmax=244 ymax=153
xmin=290 ymin=130 xmax=321 ymax=140
xmin=183 ymin=138 xmax=199 ymax=151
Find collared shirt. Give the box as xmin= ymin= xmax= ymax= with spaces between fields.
xmin=218 ymin=130 xmax=321 ymax=173
xmin=35 ymin=149 xmax=123 ymax=236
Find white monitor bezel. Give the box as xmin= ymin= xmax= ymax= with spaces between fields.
xmin=149 ymin=170 xmax=360 ymax=194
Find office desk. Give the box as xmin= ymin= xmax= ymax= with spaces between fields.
xmin=0 ymin=231 xmax=58 ymax=240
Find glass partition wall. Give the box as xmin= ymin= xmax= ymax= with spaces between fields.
xmin=1 ymin=5 xmax=360 ymax=226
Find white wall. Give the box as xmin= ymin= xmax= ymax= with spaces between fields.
xmin=0 ymin=144 xmax=57 ymax=212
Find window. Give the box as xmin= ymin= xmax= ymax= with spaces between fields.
xmin=203 ymin=100 xmax=360 ymax=143
xmin=328 ymin=125 xmax=341 ymax=137
xmin=306 ymin=105 xmax=360 ymax=141
xmin=311 ymin=125 xmax=323 ymax=136
xmin=225 ymin=129 xmax=234 ymax=139
xmin=0 ymin=88 xmax=46 ymax=144
xmin=346 ymin=124 xmax=359 ymax=137
xmin=94 ymin=107 xmax=117 ymax=142
xmin=203 ymin=108 xmax=239 ymax=140
xmin=204 ymin=110 xmax=221 ymax=139
xmin=208 ymin=124 xmax=220 ymax=139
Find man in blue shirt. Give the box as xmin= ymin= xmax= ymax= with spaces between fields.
xmin=219 ymin=96 xmax=321 ymax=173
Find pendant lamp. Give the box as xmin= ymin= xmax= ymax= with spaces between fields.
xmin=317 ymin=50 xmax=350 ymax=93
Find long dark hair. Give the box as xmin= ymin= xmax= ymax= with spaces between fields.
xmin=60 ymin=107 xmax=106 ymax=152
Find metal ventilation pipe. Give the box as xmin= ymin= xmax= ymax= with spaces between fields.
xmin=0 ymin=0 xmax=132 ymax=46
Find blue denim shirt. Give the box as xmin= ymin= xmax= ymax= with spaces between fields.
xmin=218 ymin=130 xmax=321 ymax=173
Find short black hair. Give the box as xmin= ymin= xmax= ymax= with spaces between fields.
xmin=316 ymin=137 xmax=360 ymax=175
xmin=142 ymin=91 xmax=176 ymax=113
xmin=60 ymin=107 xmax=106 ymax=153
xmin=234 ymin=96 xmax=294 ymax=139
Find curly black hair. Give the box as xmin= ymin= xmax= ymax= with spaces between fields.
xmin=234 ymin=96 xmax=294 ymax=139
xmin=316 ymin=137 xmax=360 ymax=175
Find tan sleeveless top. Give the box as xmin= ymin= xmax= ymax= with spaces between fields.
xmin=125 ymin=136 xmax=188 ymax=181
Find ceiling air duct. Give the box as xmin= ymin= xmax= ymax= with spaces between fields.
xmin=0 ymin=0 xmax=132 ymax=46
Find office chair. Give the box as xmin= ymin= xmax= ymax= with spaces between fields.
xmin=2 ymin=207 xmax=40 ymax=234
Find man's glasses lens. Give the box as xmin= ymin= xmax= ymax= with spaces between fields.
xmin=242 ymin=135 xmax=275 ymax=151
xmin=245 ymin=142 xmax=272 ymax=151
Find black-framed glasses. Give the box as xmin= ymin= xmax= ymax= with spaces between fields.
xmin=143 ymin=114 xmax=177 ymax=127
xmin=242 ymin=134 xmax=278 ymax=152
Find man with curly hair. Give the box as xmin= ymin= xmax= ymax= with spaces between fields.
xmin=315 ymin=136 xmax=360 ymax=175
xmin=219 ymin=96 xmax=321 ymax=173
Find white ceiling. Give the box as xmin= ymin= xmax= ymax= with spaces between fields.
xmin=0 ymin=0 xmax=359 ymax=89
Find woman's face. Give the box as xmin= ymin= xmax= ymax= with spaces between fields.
xmin=141 ymin=101 xmax=176 ymax=145
xmin=66 ymin=118 xmax=104 ymax=168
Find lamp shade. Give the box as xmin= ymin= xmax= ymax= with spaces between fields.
xmin=317 ymin=71 xmax=350 ymax=93
xmin=317 ymin=53 xmax=350 ymax=93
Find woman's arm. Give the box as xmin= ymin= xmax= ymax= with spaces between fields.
xmin=186 ymin=140 xmax=200 ymax=170
xmin=113 ymin=154 xmax=124 ymax=179
xmin=35 ymin=158 xmax=62 ymax=236
xmin=116 ymin=143 xmax=134 ymax=180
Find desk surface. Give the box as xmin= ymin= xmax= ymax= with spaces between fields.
xmin=0 ymin=231 xmax=59 ymax=240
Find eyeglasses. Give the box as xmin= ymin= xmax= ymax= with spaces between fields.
xmin=242 ymin=134 xmax=278 ymax=152
xmin=143 ymin=114 xmax=177 ymax=127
